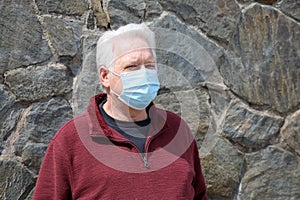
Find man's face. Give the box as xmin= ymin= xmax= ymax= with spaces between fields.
xmin=109 ymin=38 xmax=156 ymax=96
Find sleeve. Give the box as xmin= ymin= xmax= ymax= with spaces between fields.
xmin=192 ymin=141 xmax=208 ymax=200
xmin=33 ymin=139 xmax=72 ymax=200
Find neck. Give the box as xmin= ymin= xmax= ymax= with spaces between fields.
xmin=103 ymin=95 xmax=148 ymax=122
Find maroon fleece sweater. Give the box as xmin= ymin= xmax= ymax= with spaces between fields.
xmin=33 ymin=94 xmax=207 ymax=200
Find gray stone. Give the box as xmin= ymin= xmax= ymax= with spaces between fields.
xmin=21 ymin=143 xmax=48 ymax=174
xmin=157 ymin=0 xmax=240 ymax=45
xmin=155 ymin=85 xmax=211 ymax=144
xmin=0 ymin=85 xmax=21 ymax=154
xmin=12 ymin=97 xmax=73 ymax=161
xmin=220 ymin=4 xmax=300 ymax=113
xmin=107 ymin=0 xmax=143 ymax=29
xmin=205 ymin=82 xmax=232 ymax=117
xmin=221 ymin=101 xmax=284 ymax=151
xmin=25 ymin=187 xmax=34 ymax=200
xmin=144 ymin=0 xmax=163 ymax=19
xmin=236 ymin=0 xmax=255 ymax=4
xmin=0 ymin=158 xmax=35 ymax=200
xmin=0 ymin=85 xmax=15 ymax=115
xmin=200 ymin=137 xmax=244 ymax=199
xmin=35 ymin=0 xmax=88 ymax=16
xmin=0 ymin=0 xmax=52 ymax=74
xmin=280 ymin=110 xmax=300 ymax=156
xmin=43 ymin=16 xmax=83 ymax=57
xmin=255 ymin=0 xmax=278 ymax=5
xmin=72 ymin=34 xmax=103 ymax=115
xmin=107 ymin=0 xmax=162 ymax=28
xmin=0 ymin=108 xmax=22 ymax=155
xmin=150 ymin=12 xmax=224 ymax=86
xmin=4 ymin=63 xmax=72 ymax=102
xmin=280 ymin=0 xmax=300 ymax=21
xmin=239 ymin=146 xmax=300 ymax=199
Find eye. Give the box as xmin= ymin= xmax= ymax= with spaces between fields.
xmin=145 ymin=63 xmax=156 ymax=69
xmin=124 ymin=65 xmax=139 ymax=71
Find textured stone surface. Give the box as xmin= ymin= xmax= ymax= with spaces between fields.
xmin=201 ymin=137 xmax=244 ymax=199
xmin=107 ymin=0 xmax=163 ymax=29
xmin=107 ymin=0 xmax=144 ymax=29
xmin=154 ymin=85 xmax=211 ymax=144
xmin=0 ymin=85 xmax=21 ymax=154
xmin=158 ymin=0 xmax=240 ymax=44
xmin=221 ymin=101 xmax=284 ymax=150
xmin=43 ymin=16 xmax=83 ymax=57
xmin=150 ymin=12 xmax=224 ymax=85
xmin=0 ymin=0 xmax=52 ymax=74
xmin=239 ymin=146 xmax=300 ymax=199
xmin=35 ymin=0 xmax=88 ymax=16
xmin=0 ymin=0 xmax=299 ymax=199
xmin=4 ymin=63 xmax=72 ymax=102
xmin=280 ymin=0 xmax=300 ymax=21
xmin=280 ymin=110 xmax=300 ymax=156
xmin=72 ymin=33 xmax=103 ymax=115
xmin=220 ymin=4 xmax=300 ymax=113
xmin=90 ymin=0 xmax=109 ymax=29
xmin=9 ymin=98 xmax=73 ymax=173
xmin=0 ymin=159 xmax=35 ymax=200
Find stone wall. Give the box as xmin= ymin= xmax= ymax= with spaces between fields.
xmin=0 ymin=0 xmax=299 ymax=199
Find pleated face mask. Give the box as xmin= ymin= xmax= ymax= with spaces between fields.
xmin=110 ymin=66 xmax=160 ymax=110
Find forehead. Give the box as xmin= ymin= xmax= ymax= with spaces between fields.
xmin=115 ymin=48 xmax=154 ymax=64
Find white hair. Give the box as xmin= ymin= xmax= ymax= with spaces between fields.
xmin=96 ymin=23 xmax=156 ymax=70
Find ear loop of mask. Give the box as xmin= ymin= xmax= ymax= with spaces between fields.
xmin=107 ymin=67 xmax=122 ymax=97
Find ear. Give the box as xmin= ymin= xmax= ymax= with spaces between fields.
xmin=99 ymin=66 xmax=110 ymax=88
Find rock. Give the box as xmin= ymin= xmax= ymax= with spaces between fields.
xmin=280 ymin=110 xmax=300 ymax=156
xmin=107 ymin=0 xmax=143 ymax=29
xmin=21 ymin=143 xmax=48 ymax=174
xmin=0 ymin=158 xmax=35 ymax=200
xmin=72 ymin=33 xmax=103 ymax=115
xmin=35 ymin=0 xmax=88 ymax=16
xmin=220 ymin=4 xmax=300 ymax=113
xmin=239 ymin=146 xmax=300 ymax=199
xmin=0 ymin=85 xmax=21 ymax=154
xmin=157 ymin=0 xmax=240 ymax=45
xmin=154 ymin=85 xmax=211 ymax=144
xmin=236 ymin=0 xmax=255 ymax=4
xmin=200 ymin=137 xmax=244 ymax=199
xmin=255 ymin=0 xmax=277 ymax=5
xmin=90 ymin=0 xmax=109 ymax=29
xmin=280 ymin=0 xmax=300 ymax=21
xmin=144 ymin=0 xmax=163 ymax=19
xmin=0 ymin=85 xmax=16 ymax=117
xmin=205 ymin=83 xmax=232 ymax=117
xmin=4 ymin=63 xmax=72 ymax=102
xmin=106 ymin=0 xmax=162 ymax=28
xmin=221 ymin=101 xmax=284 ymax=151
xmin=10 ymin=97 xmax=73 ymax=172
xmin=0 ymin=0 xmax=52 ymax=74
xmin=150 ymin=12 xmax=224 ymax=85
xmin=43 ymin=16 xmax=83 ymax=57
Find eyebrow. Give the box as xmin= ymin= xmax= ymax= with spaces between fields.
xmin=124 ymin=57 xmax=155 ymax=66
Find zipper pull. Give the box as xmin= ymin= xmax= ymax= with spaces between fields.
xmin=142 ymin=155 xmax=150 ymax=169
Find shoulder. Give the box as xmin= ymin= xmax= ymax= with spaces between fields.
xmin=163 ymin=109 xmax=190 ymax=130
xmin=51 ymin=113 xmax=88 ymax=145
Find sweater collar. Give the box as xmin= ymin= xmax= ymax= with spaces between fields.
xmin=85 ymin=93 xmax=168 ymax=140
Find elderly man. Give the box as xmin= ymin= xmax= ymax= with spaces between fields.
xmin=33 ymin=23 xmax=207 ymax=200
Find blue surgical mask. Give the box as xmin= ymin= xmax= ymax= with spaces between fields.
xmin=110 ymin=68 xmax=160 ymax=110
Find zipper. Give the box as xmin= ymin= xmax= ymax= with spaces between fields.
xmin=106 ymin=136 xmax=151 ymax=169
xmin=142 ymin=128 xmax=169 ymax=169
xmin=142 ymin=154 xmax=150 ymax=169
xmin=100 ymin=127 xmax=170 ymax=169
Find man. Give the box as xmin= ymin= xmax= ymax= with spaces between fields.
xmin=33 ymin=23 xmax=207 ymax=199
